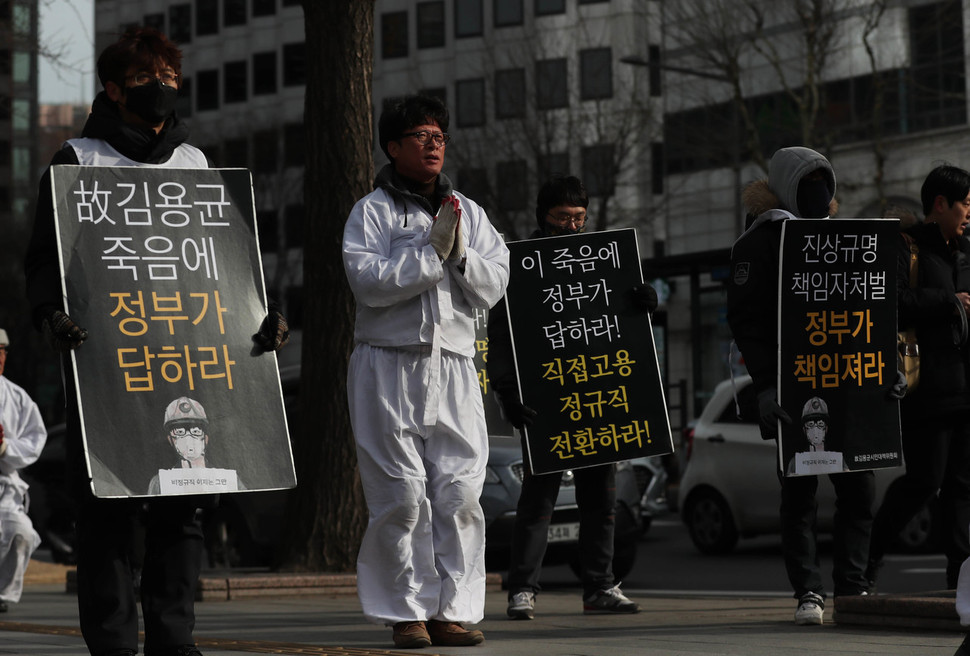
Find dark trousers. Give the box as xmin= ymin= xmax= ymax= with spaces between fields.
xmin=779 ymin=469 xmax=874 ymax=599
xmin=75 ymin=496 xmax=204 ymax=655
xmin=870 ymin=412 xmax=970 ymax=587
xmin=65 ymin=380 xmax=204 ymax=656
xmin=507 ymin=462 xmax=616 ymax=598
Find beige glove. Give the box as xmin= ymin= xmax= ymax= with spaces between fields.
xmin=430 ymin=196 xmax=459 ymax=260
xmin=450 ymin=211 xmax=466 ymax=262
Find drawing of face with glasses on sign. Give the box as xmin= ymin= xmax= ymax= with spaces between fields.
xmin=786 ymin=396 xmax=848 ymax=476
xmin=147 ymin=396 xmax=242 ymax=495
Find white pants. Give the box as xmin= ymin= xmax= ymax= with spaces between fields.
xmin=348 ymin=344 xmax=488 ymax=625
xmin=0 ymin=503 xmax=40 ymax=604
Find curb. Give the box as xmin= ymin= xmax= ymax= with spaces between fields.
xmin=61 ymin=567 xmax=503 ymax=601
xmin=834 ymin=590 xmax=962 ymax=632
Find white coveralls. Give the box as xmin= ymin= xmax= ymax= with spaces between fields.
xmin=343 ymin=187 xmax=509 ymax=626
xmin=0 ymin=376 xmax=46 ymax=604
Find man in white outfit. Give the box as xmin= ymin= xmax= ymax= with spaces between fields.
xmin=0 ymin=329 xmax=46 ymax=612
xmin=342 ymin=95 xmax=510 ymax=649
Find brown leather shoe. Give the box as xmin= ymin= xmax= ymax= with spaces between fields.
xmin=392 ymin=621 xmax=431 ymax=649
xmin=427 ymin=620 xmax=485 ymax=646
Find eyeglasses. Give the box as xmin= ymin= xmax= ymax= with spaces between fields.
xmin=126 ymin=71 xmax=179 ymax=87
xmin=546 ymin=212 xmax=587 ymax=227
xmin=0 ymin=346 xmax=8 ymax=354
xmin=803 ymin=420 xmax=826 ymax=430
xmin=401 ymin=130 xmax=451 ymax=147
xmin=170 ymin=426 xmax=205 ymax=439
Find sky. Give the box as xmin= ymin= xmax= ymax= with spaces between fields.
xmin=38 ymin=0 xmax=96 ymax=104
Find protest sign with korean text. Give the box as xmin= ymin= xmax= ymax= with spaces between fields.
xmin=51 ymin=165 xmax=297 ymax=498
xmin=472 ymin=306 xmax=516 ymax=437
xmin=503 ymin=229 xmax=673 ymax=474
xmin=778 ymin=218 xmax=901 ymax=476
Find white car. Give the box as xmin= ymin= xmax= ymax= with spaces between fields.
xmin=677 ymin=375 xmax=937 ymax=554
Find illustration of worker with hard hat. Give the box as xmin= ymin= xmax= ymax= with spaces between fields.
xmin=786 ymin=396 xmax=848 ymax=475
xmin=148 ymin=396 xmax=241 ymax=495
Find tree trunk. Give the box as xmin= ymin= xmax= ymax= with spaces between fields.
xmin=276 ymin=0 xmax=374 ymax=572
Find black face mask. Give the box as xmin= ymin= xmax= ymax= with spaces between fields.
xmin=796 ymin=178 xmax=832 ymax=218
xmin=122 ymin=81 xmax=178 ymax=124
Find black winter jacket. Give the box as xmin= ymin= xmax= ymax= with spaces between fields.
xmin=899 ymin=221 xmax=970 ymax=416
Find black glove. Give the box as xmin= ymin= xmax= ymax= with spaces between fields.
xmin=253 ymin=307 xmax=290 ymax=351
xmin=756 ymin=388 xmax=791 ymax=428
xmin=42 ymin=309 xmax=88 ymax=353
xmin=630 ymin=283 xmax=658 ymax=314
xmin=888 ymin=369 xmax=908 ymax=400
xmin=494 ymin=382 xmax=537 ymax=429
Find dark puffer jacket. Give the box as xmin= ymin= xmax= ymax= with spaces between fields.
xmin=899 ymin=220 xmax=970 ymax=416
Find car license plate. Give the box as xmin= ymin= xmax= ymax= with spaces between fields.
xmin=547 ymin=522 xmax=580 ymax=543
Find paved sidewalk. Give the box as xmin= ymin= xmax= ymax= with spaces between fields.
xmin=1 ymin=561 xmax=966 ymax=656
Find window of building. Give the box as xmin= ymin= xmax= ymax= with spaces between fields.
xmin=496 ymin=159 xmax=529 ymax=210
xmin=495 ymin=68 xmax=525 ymax=119
xmin=495 ymin=0 xmax=523 ymax=27
xmin=455 ymin=0 xmax=483 ymax=38
xmin=282 ymin=0 xmax=301 ymax=6
xmin=223 ymin=137 xmax=248 ymax=167
xmin=12 ymin=146 xmax=29 ymax=181
xmin=253 ymin=129 xmax=278 ymax=173
xmin=648 ymin=44 xmax=661 ymax=97
xmin=535 ymin=0 xmax=565 ymax=15
xmin=11 ymin=2 xmax=28 ymax=35
xmin=224 ymin=0 xmax=247 ymax=26
xmin=0 ymin=50 xmax=9 ymax=75
xmin=284 ymin=204 xmax=304 ymax=248
xmin=253 ymin=0 xmax=276 ymax=17
xmin=196 ymin=0 xmax=218 ymax=36
xmin=536 ymin=58 xmax=568 ymax=109
xmin=417 ymin=1 xmax=445 ymax=49
xmin=580 ymin=48 xmax=612 ymax=100
xmin=169 ymin=3 xmax=191 ymax=43
xmin=456 ymin=78 xmax=486 ymax=127
xmin=582 ymin=144 xmax=615 ymax=196
xmin=252 ymin=51 xmax=277 ymax=95
xmin=908 ymin=0 xmax=966 ymax=131
xmin=144 ymin=12 xmax=165 ymax=32
xmin=283 ymin=42 xmax=306 ymax=86
xmin=284 ymin=121 xmax=304 ymax=167
xmin=257 ymin=209 xmax=278 ymax=253
xmin=176 ymin=77 xmax=192 ymax=118
xmin=458 ymin=168 xmax=490 ymax=208
xmin=224 ymin=60 xmax=247 ymax=104
xmin=12 ymin=51 xmax=29 ymax=83
xmin=578 ymin=0 xmax=608 ymax=4
xmin=381 ymin=11 xmax=409 ymax=59
xmin=196 ymin=69 xmax=219 ymax=111
xmin=537 ymin=152 xmax=570 ymax=182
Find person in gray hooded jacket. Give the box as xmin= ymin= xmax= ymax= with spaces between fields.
xmin=727 ymin=147 xmax=874 ymax=626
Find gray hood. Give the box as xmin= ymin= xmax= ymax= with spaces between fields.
xmin=767 ymin=146 xmax=836 ymax=216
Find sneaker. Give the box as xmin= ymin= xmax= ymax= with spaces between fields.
xmin=507 ymin=591 xmax=536 ymax=620
xmin=794 ymin=592 xmax=825 ymax=625
xmin=582 ymin=584 xmax=640 ymax=614
xmin=392 ymin=621 xmax=432 ymax=649
xmin=427 ymin=620 xmax=485 ymax=646
xmin=865 ymin=557 xmax=884 ymax=592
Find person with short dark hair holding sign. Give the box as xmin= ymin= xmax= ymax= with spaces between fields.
xmin=727 ymin=147 xmax=875 ymax=626
xmin=488 ymin=175 xmax=655 ymax=620
xmin=24 ymin=27 xmax=286 ymax=656
xmin=342 ymin=95 xmax=509 ymax=649
xmin=869 ymin=165 xmax=970 ymax=597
